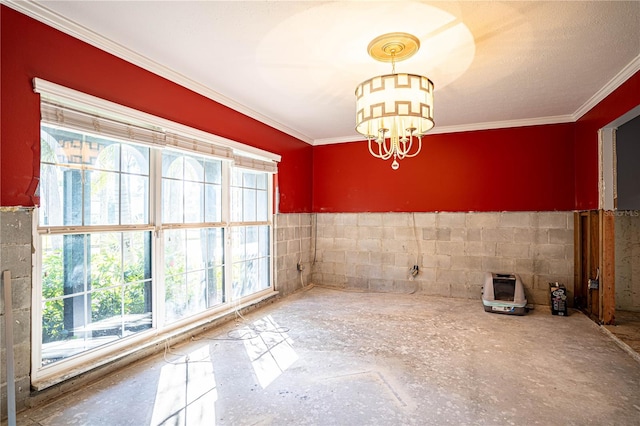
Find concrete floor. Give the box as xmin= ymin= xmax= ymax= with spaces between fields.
xmin=8 ymin=285 xmax=640 ymax=425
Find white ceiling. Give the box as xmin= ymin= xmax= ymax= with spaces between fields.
xmin=10 ymin=1 xmax=640 ymax=145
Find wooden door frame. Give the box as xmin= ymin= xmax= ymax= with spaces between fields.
xmin=574 ymin=210 xmax=615 ymax=325
xmin=601 ymin=211 xmax=615 ymax=325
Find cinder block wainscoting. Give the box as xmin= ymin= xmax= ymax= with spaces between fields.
xmin=1 ymin=210 xmax=572 ymax=417
xmin=311 ymin=212 xmax=574 ymax=304
xmin=1 ymin=208 xmax=33 ymax=415
xmin=274 ymin=213 xmax=314 ymax=295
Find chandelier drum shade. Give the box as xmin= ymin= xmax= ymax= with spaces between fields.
xmin=355 ymin=33 xmax=435 ymax=169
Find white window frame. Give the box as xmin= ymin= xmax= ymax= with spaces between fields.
xmin=31 ymin=79 xmax=279 ymax=388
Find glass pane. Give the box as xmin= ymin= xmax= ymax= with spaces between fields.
xmin=162 ymin=152 xmax=183 ymax=179
xmin=90 ymin=140 xmax=120 ymax=171
xmin=204 ymin=159 xmax=221 ymax=184
xmin=257 ymin=190 xmax=268 ymax=222
xmin=41 ymin=297 xmax=68 ymax=346
xmin=259 ymin=257 xmax=271 ymax=290
xmin=164 ymin=227 xmax=224 ymax=323
xmin=206 ymin=228 xmax=224 ymax=266
xmin=243 ymin=172 xmax=257 ymax=189
xmin=89 ymin=233 xmax=122 ymax=290
xmin=162 ymin=179 xmax=184 ymax=223
xmin=165 ymin=273 xmax=186 ymax=323
xmin=41 ymin=293 xmax=113 ymax=366
xmin=230 ymin=225 xmax=270 ymax=300
xmin=124 ymin=281 xmax=152 ymax=334
xmin=123 ymin=232 xmax=152 ymax=283
xmin=231 ymin=227 xmax=245 ymax=263
xmin=231 ymin=169 xmax=242 ymax=186
xmin=41 ymin=126 xmax=84 ymax=167
xmin=41 ymin=294 xmax=86 ymax=348
xmin=246 ymin=226 xmax=259 ymax=260
xmin=230 ymin=187 xmax=242 ymax=222
xmin=62 ymin=168 xmax=83 ymax=226
xmin=85 ymin=170 xmax=120 ymax=226
xmin=206 ymin=266 xmax=224 ymax=307
xmin=205 ymin=184 xmax=221 ymax=222
xmin=256 ymin=173 xmax=268 ymax=190
xmin=39 ymin=164 xmax=63 ymax=226
xmin=42 ymin=235 xmax=65 ymax=299
xmin=184 ymin=181 xmax=204 ymax=223
xmin=258 ymin=226 xmax=270 ymax=257
xmin=90 ymin=287 xmax=123 ymax=337
xmin=186 ymin=270 xmax=206 ymax=315
xmin=243 ymin=188 xmax=257 ymax=222
xmin=121 ymin=144 xmax=150 ymax=175
xmin=121 ymin=174 xmax=149 ymax=225
xmin=245 ymin=259 xmax=259 ymax=296
xmin=184 ymin=156 xmax=204 ymax=182
xmin=41 ymin=126 xmax=63 ymax=164
xmin=61 ymin=234 xmax=88 ymax=295
xmin=186 ymin=229 xmax=205 ymax=272
xmin=232 ymin=261 xmax=246 ymax=299
xmin=165 ymin=230 xmax=186 ymax=276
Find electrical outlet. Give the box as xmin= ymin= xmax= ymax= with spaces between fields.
xmin=410 ymin=265 xmax=419 ymax=277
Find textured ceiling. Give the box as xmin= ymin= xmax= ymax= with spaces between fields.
xmin=11 ymin=1 xmax=640 ymax=144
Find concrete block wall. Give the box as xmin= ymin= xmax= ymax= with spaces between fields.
xmin=615 ymin=212 xmax=640 ymax=311
xmin=274 ymin=213 xmax=313 ymax=295
xmin=1 ymin=208 xmax=33 ymax=416
xmin=311 ymin=212 xmax=574 ymax=305
xmin=0 ymin=209 xmax=572 ymax=419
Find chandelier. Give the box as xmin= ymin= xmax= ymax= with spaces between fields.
xmin=355 ymin=33 xmax=434 ymax=169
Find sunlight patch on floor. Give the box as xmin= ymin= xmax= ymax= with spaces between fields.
xmin=242 ymin=315 xmax=298 ymax=388
xmin=150 ymin=344 xmax=218 ymax=425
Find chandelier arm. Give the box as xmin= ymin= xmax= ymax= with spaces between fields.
xmin=379 ymin=145 xmax=394 ymax=160
xmin=403 ymin=137 xmax=423 ymax=158
xmin=367 ymin=138 xmax=385 ymax=159
xmin=377 ymin=134 xmax=394 ymax=160
xmin=400 ymin=136 xmax=413 ymax=158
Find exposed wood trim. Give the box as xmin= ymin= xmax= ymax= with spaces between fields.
xmin=601 ymin=211 xmax=616 ymax=325
xmin=589 ymin=211 xmax=600 ymax=319
xmin=573 ymin=212 xmax=582 ymax=307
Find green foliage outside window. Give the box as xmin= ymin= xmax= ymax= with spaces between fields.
xmin=41 ymin=242 xmax=149 ymax=344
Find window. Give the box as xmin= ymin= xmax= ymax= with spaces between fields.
xmin=40 ymin=231 xmax=152 ymax=364
xmin=161 ymin=151 xmax=225 ymax=323
xmin=39 ymin=126 xmax=153 ymax=365
xmin=231 ymin=170 xmax=271 ymax=299
xmin=34 ymin=79 xmax=278 ymax=383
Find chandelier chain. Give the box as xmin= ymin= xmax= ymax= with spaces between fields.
xmin=391 ymin=50 xmax=396 ymax=74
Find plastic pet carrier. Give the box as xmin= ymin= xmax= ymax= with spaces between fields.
xmin=482 ymin=272 xmax=527 ymax=315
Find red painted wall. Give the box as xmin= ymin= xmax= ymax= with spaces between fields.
xmin=574 ymin=71 xmax=640 ymax=210
xmin=313 ymin=124 xmax=576 ymax=212
xmin=3 ymin=7 xmax=638 ymax=214
xmin=0 ymin=6 xmax=312 ymax=212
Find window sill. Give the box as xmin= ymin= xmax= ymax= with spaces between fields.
xmin=31 ymin=289 xmax=279 ymax=393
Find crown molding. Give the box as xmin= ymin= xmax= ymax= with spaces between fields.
xmin=3 ymin=0 xmax=314 ymax=145
xmin=428 ymin=115 xmax=576 ymax=135
xmin=313 ymin=135 xmax=363 ymax=146
xmin=572 ymin=53 xmax=640 ymax=121
xmin=5 ymin=1 xmax=638 ymax=149
xmin=312 ymin=115 xmax=575 ymax=145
